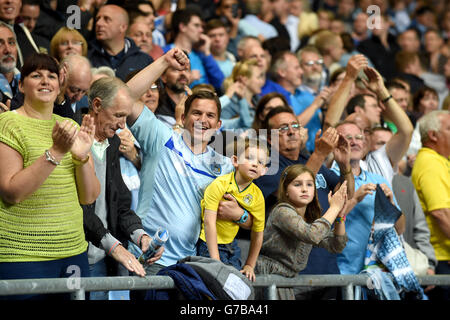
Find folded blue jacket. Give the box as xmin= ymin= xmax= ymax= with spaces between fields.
xmin=145 ymin=263 xmax=216 ymax=300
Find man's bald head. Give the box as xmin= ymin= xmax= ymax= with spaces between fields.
xmin=62 ymin=54 xmax=92 ymax=103
xmin=95 ymin=4 xmax=129 ymax=43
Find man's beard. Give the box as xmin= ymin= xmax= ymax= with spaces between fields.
xmin=0 ymin=56 xmax=16 ymax=74
xmin=303 ymin=73 xmax=322 ymax=88
xmin=166 ymin=79 xmax=188 ymax=94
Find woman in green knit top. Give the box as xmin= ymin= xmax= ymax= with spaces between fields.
xmin=0 ymin=53 xmax=100 ymax=299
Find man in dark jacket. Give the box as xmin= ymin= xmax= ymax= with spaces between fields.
xmin=82 ymin=75 xmax=163 ymax=300
xmin=88 ymin=4 xmax=153 ymax=81
xmin=357 ymin=14 xmax=400 ymax=81
xmin=17 ymin=0 xmax=50 ymax=53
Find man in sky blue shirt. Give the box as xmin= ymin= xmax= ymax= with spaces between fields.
xmin=332 ymin=121 xmax=405 ymax=275
xmin=124 ymin=49 xmax=251 ymax=273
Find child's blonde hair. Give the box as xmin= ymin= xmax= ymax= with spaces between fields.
xmin=278 ymin=164 xmax=321 ymax=223
xmin=233 ymin=136 xmax=270 ymax=159
xmin=223 ymin=59 xmax=259 ymax=92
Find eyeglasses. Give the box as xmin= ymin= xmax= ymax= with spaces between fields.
xmin=302 ymin=59 xmax=323 ymax=66
xmin=344 ymin=134 xmax=364 ymax=141
xmin=68 ymin=85 xmax=88 ymax=95
xmin=60 ymin=40 xmax=83 ymax=47
xmin=276 ymin=123 xmax=301 ymax=134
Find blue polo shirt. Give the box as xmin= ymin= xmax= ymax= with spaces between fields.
xmin=331 ymin=164 xmax=399 ymax=275
xmin=260 ymin=79 xmax=293 ymax=106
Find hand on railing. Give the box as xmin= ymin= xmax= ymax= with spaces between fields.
xmin=110 ymin=244 xmax=146 ymax=277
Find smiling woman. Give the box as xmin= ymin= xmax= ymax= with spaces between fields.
xmin=0 ymin=53 xmax=100 ymax=299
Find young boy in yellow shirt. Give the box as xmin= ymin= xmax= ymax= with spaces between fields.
xmin=198 ymin=138 xmax=269 ymax=281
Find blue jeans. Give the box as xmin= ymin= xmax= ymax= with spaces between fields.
xmin=88 ymin=258 xmax=109 ymax=300
xmin=0 ymin=251 xmax=89 ymax=300
xmin=196 ymin=238 xmax=242 ymax=270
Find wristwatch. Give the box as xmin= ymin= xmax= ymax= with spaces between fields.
xmin=235 ymin=209 xmax=249 ymax=224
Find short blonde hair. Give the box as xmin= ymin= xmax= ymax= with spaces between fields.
xmin=50 ymin=27 xmax=88 ymax=61
xmin=222 ymin=59 xmax=259 ymax=92
xmin=233 ymin=136 xmax=269 ymax=159
xmin=314 ymin=30 xmax=340 ymax=56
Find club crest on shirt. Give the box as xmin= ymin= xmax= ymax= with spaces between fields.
xmin=211 ymin=163 xmax=222 ymax=176
xmin=243 ymin=194 xmax=253 ymax=205
xmin=315 ymin=174 xmax=327 ymax=189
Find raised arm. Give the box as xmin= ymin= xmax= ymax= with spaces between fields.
xmin=125 ymin=48 xmax=190 ymax=124
xmin=323 ymin=54 xmax=368 ymax=130
xmin=362 ymin=67 xmax=414 ymax=167
xmin=305 ymin=128 xmax=354 ymax=199
xmin=305 ymin=127 xmax=339 ymax=175
xmin=297 ymin=86 xmax=333 ymax=127
xmin=333 ymin=134 xmax=354 ymax=199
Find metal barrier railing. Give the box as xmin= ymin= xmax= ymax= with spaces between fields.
xmin=1 ymin=274 xmax=449 ymax=300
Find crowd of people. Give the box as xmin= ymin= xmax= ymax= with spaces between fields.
xmin=0 ymin=0 xmax=449 ymax=301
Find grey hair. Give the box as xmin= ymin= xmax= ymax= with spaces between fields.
xmin=88 ymin=76 xmax=131 ymax=110
xmin=419 ymin=110 xmax=449 ymax=143
xmin=0 ymin=21 xmax=15 ymax=35
xmin=269 ymin=51 xmax=294 ymax=81
xmin=0 ymin=21 xmax=17 ymax=73
xmin=296 ymin=45 xmax=322 ymax=63
xmin=91 ymin=66 xmax=115 ymax=78
xmin=236 ymin=36 xmax=261 ymax=54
